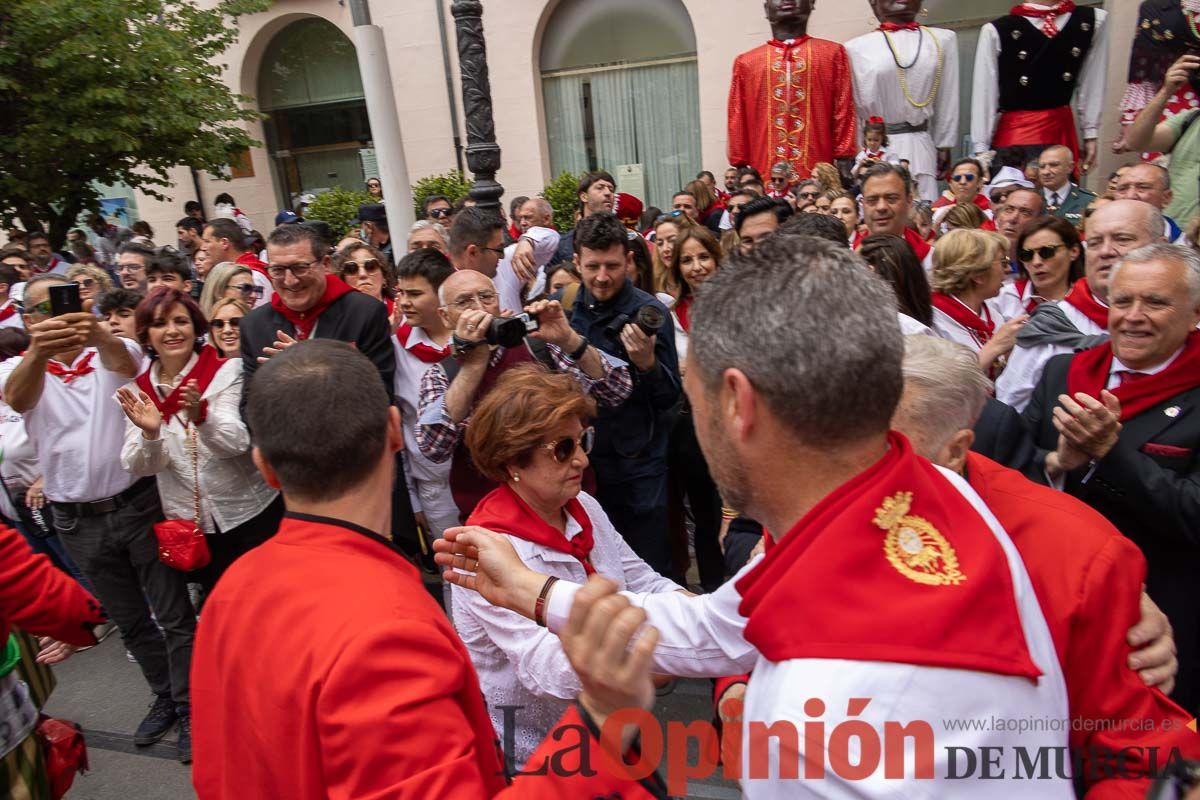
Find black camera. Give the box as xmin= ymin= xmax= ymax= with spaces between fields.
xmin=603 ymin=304 xmax=666 ymax=341
xmin=485 ymin=312 xmax=540 ymax=348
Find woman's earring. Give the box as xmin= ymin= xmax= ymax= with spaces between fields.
xmin=511 ymin=473 xmax=520 ymax=483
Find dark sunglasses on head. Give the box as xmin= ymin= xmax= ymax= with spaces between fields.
xmin=539 ymin=427 xmax=595 ymax=464
xmin=1018 ymin=243 xmax=1067 ymax=263
xmin=209 ymin=318 xmax=241 ymax=330
xmin=342 ymin=258 xmax=381 ymax=274
xmin=951 ymin=174 xmax=978 ymax=183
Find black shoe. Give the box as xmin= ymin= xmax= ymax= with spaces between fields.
xmin=134 ymin=695 xmax=178 ymax=746
xmin=177 ymin=711 xmax=192 ymax=764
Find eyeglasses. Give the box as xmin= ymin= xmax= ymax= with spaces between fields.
xmin=482 ymin=246 xmax=506 ymax=257
xmin=229 ymin=283 xmax=264 ymax=298
xmin=75 ymin=278 xmax=96 ymax=288
xmin=266 ymin=260 xmax=321 ymax=280
xmin=797 ymin=191 xmax=819 ymax=200
xmin=26 ymin=299 xmax=53 ymax=317
xmin=538 ymin=427 xmax=595 ymax=463
xmin=951 ymin=174 xmax=978 ymax=183
xmin=342 ymin=258 xmax=381 ymax=275
xmin=655 ymin=210 xmax=685 ymax=224
xmin=116 ymin=262 xmax=144 ymax=273
xmin=1018 ymin=244 xmax=1067 ymax=263
xmin=428 ymin=207 xmax=451 ymax=219
xmin=209 ymin=318 xmax=241 ymax=330
xmin=445 ymin=290 xmax=497 ymax=310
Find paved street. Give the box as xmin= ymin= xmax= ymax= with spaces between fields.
xmin=44 ymin=587 xmax=742 ymax=800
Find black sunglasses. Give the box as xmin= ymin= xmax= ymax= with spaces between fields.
xmin=428 ymin=207 xmax=451 ymax=219
xmin=342 ymin=258 xmax=381 ymax=274
xmin=209 ymin=318 xmax=241 ymax=330
xmin=1018 ymin=244 xmax=1066 ymax=263
xmin=951 ymin=174 xmax=979 ymax=183
xmin=538 ymin=427 xmax=595 ymax=463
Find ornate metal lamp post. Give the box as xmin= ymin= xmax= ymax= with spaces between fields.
xmin=450 ymin=0 xmax=503 ymax=213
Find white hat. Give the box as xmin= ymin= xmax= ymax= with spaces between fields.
xmin=986 ymin=166 xmax=1034 ymax=197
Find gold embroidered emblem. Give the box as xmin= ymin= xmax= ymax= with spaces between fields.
xmin=873 ymin=492 xmax=966 ymax=586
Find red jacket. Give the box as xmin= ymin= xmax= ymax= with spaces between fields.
xmin=964 ymin=453 xmax=1200 ymax=797
xmin=0 ymin=525 xmax=101 ymax=647
xmin=191 ymin=514 xmax=664 ymax=799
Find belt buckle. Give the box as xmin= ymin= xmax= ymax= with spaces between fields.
xmin=89 ymin=498 xmax=117 ymax=515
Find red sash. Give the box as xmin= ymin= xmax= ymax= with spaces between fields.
xmin=468 ymin=483 xmax=596 ymax=575
xmin=993 ymin=107 xmax=1080 ymax=165
xmin=675 ymin=296 xmax=692 ymax=334
xmin=931 ymin=292 xmax=995 ymax=345
xmin=46 ymin=351 xmax=95 ymax=384
xmin=0 ymin=303 xmax=17 ymax=323
xmin=1066 ymin=331 xmax=1200 ymax=421
xmin=1062 ymin=277 xmax=1108 ymax=330
xmin=397 ymin=323 xmax=449 ymax=364
xmin=1012 ymin=1 xmax=1076 ymax=36
xmin=879 ymin=21 xmax=920 ymax=32
xmin=735 ymin=433 xmax=1040 ymax=678
xmin=269 ymin=275 xmax=355 ymax=341
xmin=135 ymin=347 xmax=226 ymax=425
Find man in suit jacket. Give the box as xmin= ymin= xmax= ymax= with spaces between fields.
xmin=193 ymin=341 xmax=667 ymax=799
xmin=971 ymin=397 xmax=1036 ymax=474
xmin=1039 ymin=144 xmax=1096 ymax=228
xmin=1023 ymin=242 xmax=1200 ymax=714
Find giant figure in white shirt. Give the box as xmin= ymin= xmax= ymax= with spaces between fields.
xmin=438 ymin=237 xmax=1073 ymax=798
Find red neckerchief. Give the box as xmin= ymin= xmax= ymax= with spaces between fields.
xmin=864 ymin=149 xmax=885 ymax=160
xmin=397 ymin=322 xmax=450 ymax=364
xmin=0 ymin=302 xmax=17 ymax=323
xmin=675 ymin=295 xmax=692 ymax=334
xmin=879 ymin=21 xmax=920 ymax=32
xmin=468 ymin=483 xmax=596 ymax=575
xmin=735 ymin=432 xmax=1040 ymax=679
xmin=767 ymin=35 xmax=812 ymax=54
xmin=1067 ymin=331 xmax=1200 ymax=421
xmin=1013 ymin=278 xmax=1045 ymax=314
xmin=972 ymin=194 xmax=992 ymax=212
xmin=235 ymin=251 xmax=271 ymax=282
xmin=135 ymin=347 xmax=225 ymax=426
xmin=904 ymin=226 xmax=932 ymax=262
xmin=46 ymin=351 xmax=95 ymax=384
xmin=1012 ymin=1 xmax=1076 ymax=36
xmin=932 ymin=292 xmax=995 ymax=345
xmin=269 ymin=274 xmax=356 ymax=341
xmin=1063 ymin=277 xmax=1108 ymax=330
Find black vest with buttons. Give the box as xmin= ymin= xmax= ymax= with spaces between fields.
xmin=993 ymin=7 xmax=1096 ymax=111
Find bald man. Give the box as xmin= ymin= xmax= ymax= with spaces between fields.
xmin=1038 ymin=145 xmax=1095 ymax=227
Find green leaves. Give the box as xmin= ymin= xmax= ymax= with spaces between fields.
xmin=411 ymin=170 xmax=473 ymax=219
xmin=304 ymin=187 xmax=376 ymax=242
xmin=541 ymin=171 xmax=581 ymax=233
xmin=0 ymin=0 xmax=270 ymax=245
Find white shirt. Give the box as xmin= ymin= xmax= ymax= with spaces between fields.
xmin=120 ymin=355 xmax=276 ymax=533
xmin=392 ymin=327 xmax=453 ymax=492
xmin=1042 ymin=183 xmax=1074 ymax=208
xmin=0 ymin=398 xmax=37 ymax=521
xmin=0 ymin=301 xmax=23 ymax=331
xmin=1106 ymin=346 xmax=1184 ymax=390
xmin=545 ymin=469 xmax=1071 ymax=798
xmin=898 ymin=311 xmax=933 ymax=335
xmin=971 ymin=8 xmax=1109 ymax=152
xmin=846 ymin=27 xmax=960 ymax=201
xmin=453 ymin=491 xmax=680 ymax=768
xmin=992 ymin=280 xmax=1040 ymax=321
xmin=995 ymin=297 xmax=1107 ymax=412
xmin=493 ymin=227 xmax=560 ymax=313
xmin=0 ymin=340 xmax=143 ymax=503
xmin=250 ymin=269 xmax=273 ymax=309
xmin=930 ymin=296 xmax=1007 ymax=354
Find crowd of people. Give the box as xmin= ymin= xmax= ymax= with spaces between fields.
xmin=3 ymin=2 xmax=1200 ymax=795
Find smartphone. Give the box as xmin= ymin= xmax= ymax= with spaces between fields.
xmin=48 ymin=282 xmax=83 ymax=316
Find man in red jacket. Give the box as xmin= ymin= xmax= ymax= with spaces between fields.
xmin=191 ymin=339 xmax=668 ymax=799
xmin=893 ymin=334 xmax=1200 ymax=795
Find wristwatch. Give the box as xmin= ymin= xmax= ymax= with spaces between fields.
xmin=451 ymin=334 xmax=482 ymax=359
xmin=567 ymin=336 xmax=589 ymax=362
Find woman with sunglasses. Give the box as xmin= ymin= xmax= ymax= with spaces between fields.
xmin=207 ymin=298 xmax=249 ymax=359
xmin=665 ymin=226 xmax=725 ymax=593
xmin=65 ymin=263 xmax=114 ymax=308
xmin=994 ymin=216 xmax=1084 ymax=319
xmin=117 ymin=289 xmax=282 ymax=599
xmin=452 ymin=364 xmax=685 ymax=769
xmin=334 ymin=243 xmax=399 ymax=326
xmin=198 ymin=262 xmax=257 ymax=317
xmin=932 ymin=158 xmax=992 ymax=216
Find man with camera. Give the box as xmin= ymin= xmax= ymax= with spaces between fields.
xmin=415 ymin=269 xmax=631 ymax=519
xmin=562 ymin=213 xmax=681 ymax=579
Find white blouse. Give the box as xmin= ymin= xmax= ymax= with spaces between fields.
xmin=451 ymin=490 xmax=682 ymax=768
xmin=120 ymin=356 xmax=277 ymax=533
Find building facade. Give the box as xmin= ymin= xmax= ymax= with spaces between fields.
xmin=127 ymin=0 xmax=1139 ymax=239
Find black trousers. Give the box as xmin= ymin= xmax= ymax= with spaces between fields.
xmin=592 ymin=455 xmax=679 ymax=583
xmin=194 ymin=494 xmax=286 ymax=594
xmin=51 ymin=480 xmax=195 ymax=707
xmin=667 ymin=409 xmax=724 ymax=591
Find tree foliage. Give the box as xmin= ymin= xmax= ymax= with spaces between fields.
xmin=541 ymin=171 xmax=581 ymax=233
xmin=304 ymin=187 xmax=375 ymax=242
xmin=411 ymin=170 xmax=472 ymax=218
xmin=0 ymin=0 xmax=271 ymax=246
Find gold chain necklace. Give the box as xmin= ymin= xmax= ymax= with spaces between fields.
xmin=881 ymin=26 xmax=944 ymax=109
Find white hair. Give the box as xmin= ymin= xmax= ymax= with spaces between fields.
xmin=1110 ymin=242 xmax=1200 ymax=305
xmin=408 ymin=219 xmax=447 ymax=240
xmin=900 ymin=335 xmax=992 ymax=457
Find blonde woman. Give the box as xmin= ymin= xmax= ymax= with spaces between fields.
xmin=65 ymin=263 xmax=114 ymax=306
xmin=929 ymin=228 xmax=1028 ymax=375
xmin=198 ymin=262 xmax=256 ymax=317
xmin=208 ymin=298 xmax=250 ymax=359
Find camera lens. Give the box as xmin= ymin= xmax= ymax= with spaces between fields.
xmin=635 ymin=305 xmax=665 ymax=336
xmin=485 ymin=316 xmax=527 ymax=348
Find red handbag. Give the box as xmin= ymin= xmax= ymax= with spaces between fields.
xmin=36 ymin=715 xmax=88 ymax=800
xmin=152 ymin=425 xmax=210 ymax=571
